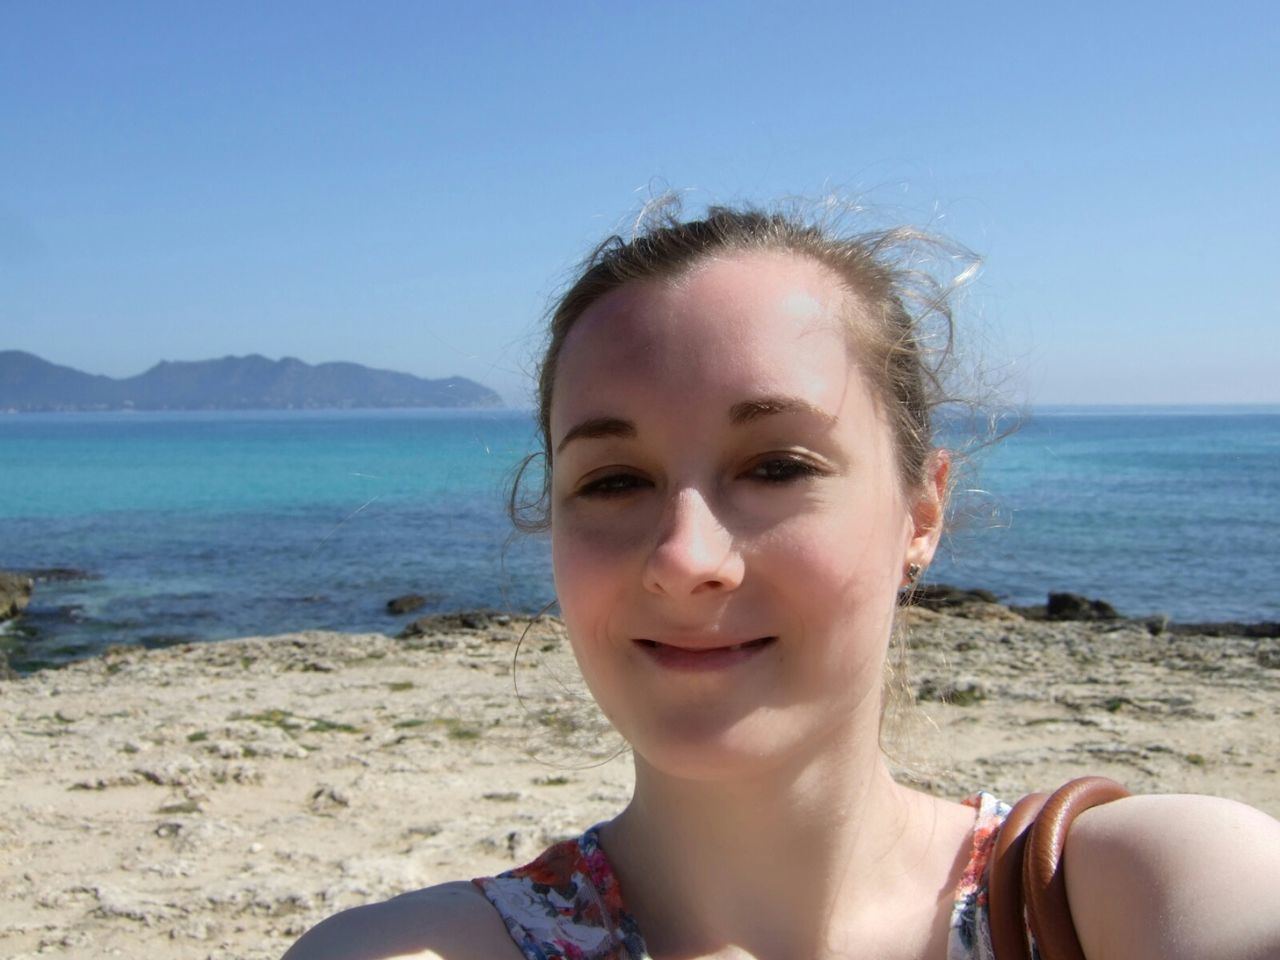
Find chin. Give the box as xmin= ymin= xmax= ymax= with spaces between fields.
xmin=626 ymin=709 xmax=828 ymax=784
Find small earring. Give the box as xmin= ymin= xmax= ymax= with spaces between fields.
xmin=904 ymin=562 xmax=922 ymax=585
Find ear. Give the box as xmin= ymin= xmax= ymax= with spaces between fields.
xmin=904 ymin=449 xmax=949 ymax=576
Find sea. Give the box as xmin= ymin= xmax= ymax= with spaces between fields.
xmin=2 ymin=406 xmax=1277 ymax=671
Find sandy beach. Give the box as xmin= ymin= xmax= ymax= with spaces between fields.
xmin=2 ymin=607 xmax=1277 ymax=959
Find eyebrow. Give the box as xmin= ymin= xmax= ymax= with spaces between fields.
xmin=728 ymin=395 xmax=836 ymax=426
xmin=556 ymin=416 xmax=637 ymax=453
xmin=556 ymin=395 xmax=834 ymax=454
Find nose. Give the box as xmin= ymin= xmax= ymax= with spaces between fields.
xmin=642 ymin=488 xmax=745 ymax=597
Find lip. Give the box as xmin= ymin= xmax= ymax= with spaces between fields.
xmin=633 ymin=636 xmax=777 ymax=672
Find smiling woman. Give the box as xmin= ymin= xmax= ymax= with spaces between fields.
xmin=284 ymin=200 xmax=1280 ymax=960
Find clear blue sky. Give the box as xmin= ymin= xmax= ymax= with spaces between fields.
xmin=3 ymin=1 xmax=1277 ymax=405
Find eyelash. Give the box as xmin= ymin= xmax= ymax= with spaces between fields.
xmin=577 ymin=473 xmax=650 ymax=499
xmin=575 ymin=456 xmax=821 ymax=499
xmin=747 ymin=456 xmax=824 ymax=484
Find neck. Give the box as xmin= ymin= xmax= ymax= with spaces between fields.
xmin=602 ymin=734 xmax=965 ymax=959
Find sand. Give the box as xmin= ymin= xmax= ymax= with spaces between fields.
xmin=1 ymin=609 xmax=1276 ymax=959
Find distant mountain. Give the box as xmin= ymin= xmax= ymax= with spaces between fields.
xmin=0 ymin=352 xmax=503 ymax=412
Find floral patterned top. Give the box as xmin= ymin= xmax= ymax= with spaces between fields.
xmin=473 ymin=792 xmax=1013 ymax=960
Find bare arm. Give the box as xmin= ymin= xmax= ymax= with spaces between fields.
xmin=1065 ymin=794 xmax=1280 ymax=960
xmin=281 ymin=881 xmax=524 ymax=960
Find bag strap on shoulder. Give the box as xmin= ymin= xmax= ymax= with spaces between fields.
xmin=988 ymin=776 xmax=1130 ymax=960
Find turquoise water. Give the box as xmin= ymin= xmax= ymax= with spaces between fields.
xmin=939 ymin=407 xmax=1279 ymax=621
xmin=0 ymin=410 xmax=550 ymax=668
xmin=2 ymin=407 xmax=1277 ymax=669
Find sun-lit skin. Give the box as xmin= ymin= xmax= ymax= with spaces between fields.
xmin=549 ymin=251 xmax=945 ymax=782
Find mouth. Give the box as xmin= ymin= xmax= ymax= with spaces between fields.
xmin=634 ymin=635 xmax=777 ymax=671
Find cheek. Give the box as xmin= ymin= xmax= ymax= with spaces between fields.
xmin=767 ymin=516 xmax=903 ymax=678
xmin=549 ymin=530 xmax=634 ymax=723
xmin=550 ymin=533 xmax=593 ymax=619
xmin=550 ymin=521 xmax=638 ymax=641
xmin=767 ymin=489 xmax=911 ymax=585
xmin=553 ymin=513 xmax=639 ymax=579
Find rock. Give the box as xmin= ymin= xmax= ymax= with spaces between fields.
xmin=905 ymin=584 xmax=1001 ymax=611
xmin=1009 ymin=603 xmax=1047 ymax=620
xmin=400 ymin=617 xmax=433 ymax=639
xmin=87 ymin=883 xmax=177 ymax=924
xmin=903 ymin=585 xmax=1020 ymax=622
xmin=386 ymin=593 xmax=429 ymax=616
xmin=400 ymin=632 xmax=460 ymax=649
xmin=0 ymin=570 xmax=34 ymax=621
xmin=133 ymin=757 xmax=209 ymax=788
xmin=308 ymin=784 xmax=350 ymax=812
xmin=400 ymin=611 xmax=498 ymax=637
xmin=1169 ymin=621 xmax=1280 ymax=639
xmin=951 ymin=602 xmax=1025 ymax=622
xmin=916 ymin=676 xmax=987 ymax=706
xmin=1045 ymin=592 xmax=1121 ymax=621
xmin=1144 ymin=614 xmax=1170 ymax=636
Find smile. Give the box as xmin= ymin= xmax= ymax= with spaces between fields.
xmin=634 ymin=636 xmax=777 ymax=671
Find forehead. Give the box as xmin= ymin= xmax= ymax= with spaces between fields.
xmin=551 ymin=252 xmax=869 ymax=430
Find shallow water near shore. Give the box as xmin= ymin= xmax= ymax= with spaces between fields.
xmin=1 ymin=405 xmax=1278 ymax=669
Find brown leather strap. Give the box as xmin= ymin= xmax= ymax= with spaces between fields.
xmin=989 ymin=792 xmax=1048 ymax=960
xmin=987 ymin=778 xmax=1131 ymax=960
xmin=1022 ymin=777 xmax=1131 ymax=960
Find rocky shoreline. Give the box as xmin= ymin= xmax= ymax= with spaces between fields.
xmin=5 ymin=569 xmax=1278 ymax=680
xmin=1 ymin=606 xmax=1277 ymax=958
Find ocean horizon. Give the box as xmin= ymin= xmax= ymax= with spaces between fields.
xmin=3 ymin=404 xmax=1277 ymax=672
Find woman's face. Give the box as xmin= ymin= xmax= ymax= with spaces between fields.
xmin=549 ymin=251 xmax=943 ymax=779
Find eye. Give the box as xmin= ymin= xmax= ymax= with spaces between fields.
xmin=576 ymin=471 xmax=650 ymax=499
xmin=747 ymin=456 xmax=823 ymax=484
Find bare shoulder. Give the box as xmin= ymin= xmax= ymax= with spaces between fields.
xmin=282 ymin=880 xmax=524 ymax=960
xmin=1064 ymin=794 xmax=1280 ymax=960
